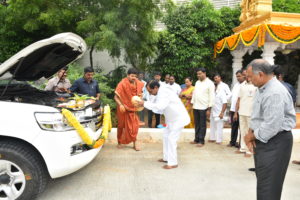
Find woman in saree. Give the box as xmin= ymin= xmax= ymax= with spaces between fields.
xmin=179 ymin=77 xmax=195 ymax=128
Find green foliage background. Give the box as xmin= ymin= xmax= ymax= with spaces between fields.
xmin=273 ymin=0 xmax=300 ymax=13
xmin=149 ymin=0 xmax=240 ymax=83
xmin=0 ymin=0 xmax=160 ymax=69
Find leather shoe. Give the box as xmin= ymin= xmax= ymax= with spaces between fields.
xmin=248 ymin=168 xmax=255 ymax=172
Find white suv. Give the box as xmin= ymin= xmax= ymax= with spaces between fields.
xmin=0 ymin=33 xmax=104 ymax=200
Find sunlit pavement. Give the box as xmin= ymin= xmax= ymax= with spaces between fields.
xmin=38 ymin=140 xmax=300 ymax=200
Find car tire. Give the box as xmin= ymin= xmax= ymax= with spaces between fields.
xmin=0 ymin=139 xmax=49 ymax=200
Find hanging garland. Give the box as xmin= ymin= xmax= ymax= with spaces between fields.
xmin=214 ymin=23 xmax=300 ymax=57
xmin=240 ymin=25 xmax=260 ymax=46
xmin=61 ymin=105 xmax=112 ymax=149
xmin=227 ymin=34 xmax=240 ymax=50
xmin=266 ymin=24 xmax=300 ymax=44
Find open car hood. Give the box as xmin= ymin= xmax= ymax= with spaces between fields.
xmin=0 ymin=32 xmax=87 ymax=81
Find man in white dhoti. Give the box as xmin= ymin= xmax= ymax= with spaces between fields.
xmin=209 ymin=83 xmax=227 ymax=144
xmin=135 ymin=80 xmax=190 ymax=169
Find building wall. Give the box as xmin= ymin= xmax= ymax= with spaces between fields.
xmin=77 ymin=50 xmax=131 ymax=74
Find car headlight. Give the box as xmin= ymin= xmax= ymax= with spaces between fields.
xmin=34 ymin=112 xmax=74 ymax=131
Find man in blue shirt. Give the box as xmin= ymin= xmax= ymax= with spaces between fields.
xmin=70 ymin=67 xmax=100 ymax=99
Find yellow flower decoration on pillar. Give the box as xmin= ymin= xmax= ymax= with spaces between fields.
xmin=61 ymin=105 xmax=112 ymax=148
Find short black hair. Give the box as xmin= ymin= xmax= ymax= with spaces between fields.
xmin=169 ymin=75 xmax=175 ymax=79
xmin=153 ymin=71 xmax=161 ymax=76
xmin=273 ymin=65 xmax=283 ymax=77
xmin=213 ymin=73 xmax=221 ymax=78
xmin=236 ymin=70 xmax=243 ymax=75
xmin=147 ymin=80 xmax=160 ymax=89
xmin=196 ymin=68 xmax=206 ymax=73
xmin=127 ymin=68 xmax=139 ymax=75
xmin=84 ymin=67 xmax=94 ymax=74
xmin=61 ymin=66 xmax=68 ymax=71
xmin=127 ymin=67 xmax=139 ymax=75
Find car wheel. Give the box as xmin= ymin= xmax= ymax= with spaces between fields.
xmin=0 ymin=140 xmax=49 ymax=200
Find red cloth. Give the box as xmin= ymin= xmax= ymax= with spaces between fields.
xmin=115 ymin=78 xmax=144 ymax=144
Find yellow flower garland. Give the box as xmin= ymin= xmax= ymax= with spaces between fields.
xmin=214 ymin=23 xmax=300 ymax=57
xmin=61 ymin=105 xmax=112 ymax=149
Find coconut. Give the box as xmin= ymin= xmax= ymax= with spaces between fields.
xmin=131 ymin=96 xmax=144 ymax=111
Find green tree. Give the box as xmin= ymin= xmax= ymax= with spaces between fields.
xmin=76 ymin=0 xmax=160 ymax=69
xmin=273 ymin=0 xmax=300 ymax=13
xmin=149 ymin=0 xmax=238 ymax=82
xmin=0 ymin=0 xmax=160 ymax=71
xmin=0 ymin=0 xmax=84 ymax=62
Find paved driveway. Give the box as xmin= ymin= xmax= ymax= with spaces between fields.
xmin=38 ymin=142 xmax=300 ymax=200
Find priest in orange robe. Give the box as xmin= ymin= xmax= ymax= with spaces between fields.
xmin=114 ymin=68 xmax=144 ymax=151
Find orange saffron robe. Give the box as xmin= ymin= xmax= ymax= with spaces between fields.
xmin=115 ymin=78 xmax=144 ymax=144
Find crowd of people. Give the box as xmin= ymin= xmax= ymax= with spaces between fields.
xmin=44 ymin=59 xmax=298 ymax=200
xmin=114 ymin=59 xmax=298 ymax=200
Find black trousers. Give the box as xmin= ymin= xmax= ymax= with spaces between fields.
xmin=148 ymin=110 xmax=160 ymax=128
xmin=229 ymin=111 xmax=239 ymax=146
xmin=193 ymin=109 xmax=207 ymax=144
xmin=254 ymin=131 xmax=293 ymax=200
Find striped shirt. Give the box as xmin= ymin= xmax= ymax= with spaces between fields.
xmin=250 ymin=77 xmax=296 ymax=143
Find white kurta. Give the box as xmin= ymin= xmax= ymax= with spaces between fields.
xmin=230 ymin=82 xmax=241 ymax=112
xmin=210 ymin=88 xmax=227 ymax=143
xmin=219 ymin=81 xmax=232 ymax=101
xmin=144 ymin=86 xmax=190 ymax=165
xmin=168 ymin=83 xmax=182 ymax=96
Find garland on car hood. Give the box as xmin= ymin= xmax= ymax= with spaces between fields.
xmin=61 ymin=105 xmax=112 ymax=148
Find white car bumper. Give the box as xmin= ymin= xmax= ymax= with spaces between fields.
xmin=32 ymin=126 xmax=103 ymax=179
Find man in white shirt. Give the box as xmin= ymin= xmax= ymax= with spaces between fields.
xmin=191 ymin=68 xmax=215 ymax=147
xmin=213 ymin=74 xmax=232 ymax=101
xmin=209 ymin=84 xmax=227 ymax=144
xmin=161 ymin=74 xmax=170 ymax=86
xmin=135 ymin=81 xmax=190 ymax=169
xmin=45 ymin=67 xmax=71 ymax=92
xmin=148 ymin=72 xmax=162 ymax=127
xmin=228 ymin=69 xmax=245 ymax=147
xmin=169 ymin=75 xmax=182 ymax=96
xmin=234 ymin=73 xmax=257 ymax=157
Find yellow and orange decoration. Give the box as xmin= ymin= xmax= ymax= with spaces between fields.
xmin=61 ymin=105 xmax=112 ymax=148
xmin=214 ymin=24 xmax=300 ymax=57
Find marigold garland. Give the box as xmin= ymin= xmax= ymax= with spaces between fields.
xmin=240 ymin=25 xmax=259 ymax=46
xmin=266 ymin=24 xmax=300 ymax=44
xmin=214 ymin=23 xmax=300 ymax=57
xmin=61 ymin=105 xmax=112 ymax=149
xmin=227 ymin=34 xmax=240 ymax=50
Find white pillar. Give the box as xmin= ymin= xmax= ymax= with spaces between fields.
xmin=261 ymin=42 xmax=280 ymax=65
xmin=230 ymin=47 xmax=248 ymax=87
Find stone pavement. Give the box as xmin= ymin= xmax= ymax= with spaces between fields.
xmin=38 ymin=141 xmax=300 ymax=200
